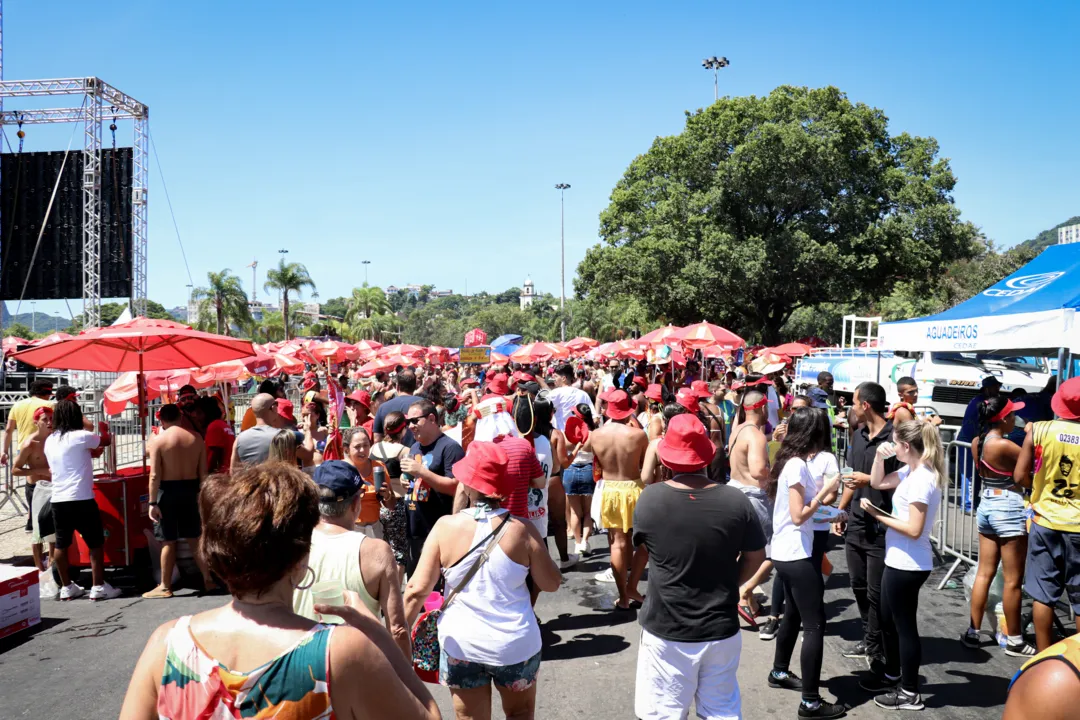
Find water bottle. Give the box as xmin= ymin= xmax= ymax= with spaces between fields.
xmin=373 ymin=465 xmax=386 ymax=494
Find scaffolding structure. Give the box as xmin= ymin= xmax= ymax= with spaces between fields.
xmin=0 ymin=3 xmax=149 ymax=334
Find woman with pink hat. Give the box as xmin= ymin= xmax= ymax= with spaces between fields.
xmin=404 ymin=442 xmax=560 ymax=720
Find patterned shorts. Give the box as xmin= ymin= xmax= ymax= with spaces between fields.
xmin=440 ymin=649 xmax=541 ymax=691
xmin=380 ymin=501 xmax=408 ymax=567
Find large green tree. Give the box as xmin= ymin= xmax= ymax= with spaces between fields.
xmin=192 ymin=269 xmax=253 ymax=336
xmin=576 ymin=85 xmax=979 ymax=343
xmin=264 ymin=259 xmax=316 ymax=340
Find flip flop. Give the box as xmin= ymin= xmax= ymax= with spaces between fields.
xmin=142 ymin=587 xmax=173 ymax=599
xmin=738 ymin=604 xmax=759 ymax=628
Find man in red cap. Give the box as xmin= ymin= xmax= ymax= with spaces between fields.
xmin=1015 ymin=376 xmax=1080 ymax=651
xmin=591 ymin=389 xmax=650 ymax=609
xmin=632 ymin=414 xmax=766 ymax=720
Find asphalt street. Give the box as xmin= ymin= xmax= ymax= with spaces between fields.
xmin=0 ymin=535 xmax=1026 ymax=719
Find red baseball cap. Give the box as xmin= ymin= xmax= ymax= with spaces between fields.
xmin=632 ymin=375 xmax=648 ymax=389
xmin=604 ymin=390 xmax=635 ymax=421
xmin=452 ymin=441 xmax=509 ymax=498
xmin=645 ymin=383 xmax=664 ymax=403
xmin=1052 ymin=377 xmax=1080 ymax=420
xmin=346 ymin=389 xmax=371 ymax=409
xmin=676 ymin=387 xmax=700 ymax=414
xmin=690 ymin=380 xmax=712 ymax=399
xmin=460 ymin=376 xmax=480 ymax=388
xmin=990 ymin=398 xmax=1025 ymax=424
xmin=657 ymin=414 xmax=715 ymax=473
xmin=487 ymin=373 xmax=510 ymax=396
xmin=276 ymin=398 xmax=296 ymax=424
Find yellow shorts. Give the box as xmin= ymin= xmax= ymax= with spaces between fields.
xmin=601 ymin=480 xmax=644 ymax=533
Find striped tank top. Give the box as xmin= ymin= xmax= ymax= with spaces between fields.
xmin=157 ymin=615 xmax=335 ymax=719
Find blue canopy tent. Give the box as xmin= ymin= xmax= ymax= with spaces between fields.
xmin=879 ymin=243 xmax=1080 ymax=354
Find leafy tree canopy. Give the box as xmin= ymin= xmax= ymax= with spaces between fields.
xmin=576 ymin=85 xmax=979 ymax=343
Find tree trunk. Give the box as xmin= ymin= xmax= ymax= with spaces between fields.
xmin=216 ymin=299 xmax=225 ymax=336
xmin=283 ymin=294 xmax=290 ymax=341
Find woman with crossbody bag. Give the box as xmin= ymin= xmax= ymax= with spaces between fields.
xmin=404 ymin=441 xmax=562 ymax=719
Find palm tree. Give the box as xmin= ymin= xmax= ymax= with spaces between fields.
xmin=345 ymin=284 xmax=391 ymax=323
xmin=264 ymin=259 xmax=316 ymax=340
xmin=191 ymin=270 xmax=252 ymax=336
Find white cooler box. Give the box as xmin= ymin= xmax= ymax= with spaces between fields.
xmin=0 ymin=564 xmax=40 ymax=639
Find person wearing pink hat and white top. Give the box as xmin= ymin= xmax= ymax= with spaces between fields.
xmin=633 ymin=414 xmax=766 ymax=720
xmin=404 ymin=441 xmax=560 ymax=720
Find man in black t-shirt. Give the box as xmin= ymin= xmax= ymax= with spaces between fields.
xmin=633 ymin=415 xmax=766 ymax=719
xmin=400 ymin=399 xmax=465 ymax=575
xmin=837 ymin=381 xmax=899 ymax=669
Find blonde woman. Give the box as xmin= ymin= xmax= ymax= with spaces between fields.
xmin=860 ymin=420 xmax=947 ymax=711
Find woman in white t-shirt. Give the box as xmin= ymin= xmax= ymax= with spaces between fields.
xmin=859 ymin=419 xmax=946 ymax=711
xmin=767 ymin=408 xmax=845 ymax=719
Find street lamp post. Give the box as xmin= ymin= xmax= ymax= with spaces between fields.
xmin=362 ymin=260 xmax=371 ymax=285
xmin=54 ymin=313 xmax=59 ymax=332
xmin=30 ymin=302 xmax=35 ymax=333
xmin=701 ymin=56 xmax=730 ymax=102
xmin=555 ymin=183 xmax=571 ymax=342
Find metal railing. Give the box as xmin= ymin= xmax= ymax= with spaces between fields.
xmin=933 ymin=437 xmax=978 ymax=589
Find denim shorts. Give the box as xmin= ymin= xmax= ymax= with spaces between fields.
xmin=976 ymin=489 xmax=1027 ymax=539
xmin=440 ymin=649 xmax=541 ymax=691
xmin=562 ymin=462 xmax=595 ymax=496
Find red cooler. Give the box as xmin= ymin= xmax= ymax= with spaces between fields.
xmin=67 ymin=466 xmax=152 ymax=567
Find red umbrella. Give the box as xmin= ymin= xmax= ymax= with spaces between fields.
xmin=29 ymin=331 xmax=74 ymax=347
xmin=565 ymin=336 xmax=599 ymax=352
xmin=510 ymin=342 xmax=570 ymax=363
xmin=487 ymin=351 xmax=508 ymax=366
xmin=2 ymin=336 xmax=27 ymax=356
xmin=352 ymin=339 xmax=383 ymax=359
xmin=12 ymin=317 xmax=255 ymax=372
xmin=102 ymin=369 xmax=215 ymax=415
xmin=356 ymin=354 xmax=419 ymax=377
xmin=614 ymin=340 xmax=646 ymax=361
xmin=378 ymin=343 xmax=425 ymax=358
xmin=427 ymin=346 xmax=452 ymax=363
xmin=676 ymin=322 xmax=745 ymax=351
xmin=770 ymin=342 xmax=814 ymax=357
xmin=310 ymin=340 xmax=359 ymax=364
xmin=639 ymin=324 xmax=684 ymax=346
xmin=797 ymin=336 xmax=830 ymax=348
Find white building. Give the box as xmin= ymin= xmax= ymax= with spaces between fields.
xmin=1059 ymin=223 xmax=1080 ymax=245
xmin=520 ymin=277 xmax=536 ymax=310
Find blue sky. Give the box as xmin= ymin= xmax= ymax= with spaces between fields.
xmin=4 ymin=0 xmax=1079 ymax=317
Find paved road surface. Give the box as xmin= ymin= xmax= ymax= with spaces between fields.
xmin=1 ymin=535 xmax=1022 ymax=719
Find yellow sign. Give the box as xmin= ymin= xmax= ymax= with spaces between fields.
xmin=459 ymin=347 xmax=491 ymax=364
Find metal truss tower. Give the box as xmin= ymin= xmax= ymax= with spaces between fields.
xmin=0 ymin=1 xmax=149 ymax=336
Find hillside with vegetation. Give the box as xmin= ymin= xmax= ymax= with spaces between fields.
xmin=1016 ymin=216 xmax=1080 ymax=254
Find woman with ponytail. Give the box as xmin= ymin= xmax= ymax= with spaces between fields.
xmin=860 ymin=420 xmax=946 ymax=710
xmin=766 ymin=408 xmax=845 ymax=719
xmin=962 ymin=394 xmax=1033 ymax=657
xmin=563 ymin=403 xmax=598 ymax=555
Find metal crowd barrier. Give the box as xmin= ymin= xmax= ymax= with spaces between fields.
xmin=933 ymin=437 xmax=978 ymax=589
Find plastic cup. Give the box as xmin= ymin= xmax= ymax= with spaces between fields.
xmin=310 ymin=580 xmax=345 ymax=624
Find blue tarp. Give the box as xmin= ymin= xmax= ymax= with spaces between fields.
xmin=490 ymin=334 xmax=523 ymax=348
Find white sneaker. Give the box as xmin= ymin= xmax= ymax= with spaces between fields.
xmin=88 ymin=582 xmax=122 ymax=601
xmin=559 ymin=554 xmax=580 ymax=570
xmin=575 ymin=541 xmax=592 ymax=556
xmin=595 ymin=568 xmax=616 ymax=583
xmin=59 ymin=582 xmax=85 ymax=601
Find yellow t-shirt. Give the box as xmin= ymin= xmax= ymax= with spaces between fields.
xmin=9 ymin=397 xmax=53 ymax=445
xmin=1030 ymin=420 xmax=1080 ymax=532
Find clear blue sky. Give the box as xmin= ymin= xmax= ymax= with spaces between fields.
xmin=4 ymin=0 xmax=1079 ymax=318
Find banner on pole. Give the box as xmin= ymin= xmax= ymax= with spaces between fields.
xmin=459 ymin=347 xmax=492 ymax=364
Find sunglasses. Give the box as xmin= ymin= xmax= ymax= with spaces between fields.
xmin=406 ymin=417 xmax=424 ymax=426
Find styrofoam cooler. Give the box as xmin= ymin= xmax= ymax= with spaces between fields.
xmin=0 ymin=564 xmax=40 ymax=640
xmin=415 ymin=591 xmax=443 ymax=684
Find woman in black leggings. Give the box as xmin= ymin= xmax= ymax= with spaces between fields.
xmin=767 ymin=408 xmax=845 ymax=719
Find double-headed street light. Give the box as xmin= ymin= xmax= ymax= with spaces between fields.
xmin=555 ymin=183 xmax=571 ymax=342
xmin=702 ymin=56 xmax=730 ymax=102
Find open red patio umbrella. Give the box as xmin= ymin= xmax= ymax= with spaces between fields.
xmin=356 ymin=354 xmax=419 ymax=378
xmin=2 ymin=336 xmax=27 ymax=356
xmin=565 ymin=336 xmax=599 ymax=353
xmin=676 ymin=322 xmax=745 ymax=351
xmin=29 ymin=331 xmax=74 ymax=347
xmin=769 ymin=342 xmax=814 ymax=357
xmin=639 ymin=324 xmax=684 ymax=347
xmin=510 ymin=342 xmax=570 ymax=363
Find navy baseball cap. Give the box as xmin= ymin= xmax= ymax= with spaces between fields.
xmin=313 ymin=460 xmax=362 ymax=502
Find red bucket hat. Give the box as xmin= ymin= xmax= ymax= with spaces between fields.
xmin=346 ymin=389 xmax=371 ymax=409
xmin=657 ymin=414 xmax=715 ymax=473
xmin=632 ymin=375 xmax=648 ymax=390
xmin=690 ymin=380 xmax=712 ymax=399
xmin=487 ymin=372 xmax=510 ymax=396
xmin=452 ymin=441 xmax=509 ymax=497
xmin=676 ymin=387 xmax=700 ymax=414
xmin=564 ymin=415 xmax=590 ymax=445
xmin=1052 ymin=377 xmax=1080 ymax=421
xmin=645 ymin=383 xmax=664 ymax=403
xmin=276 ymin=398 xmax=296 ymax=424
xmin=604 ymin=390 xmax=635 ymax=421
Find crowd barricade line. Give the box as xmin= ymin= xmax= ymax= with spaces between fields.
xmin=934 ymin=438 xmax=978 ymax=590
xmin=232 ymin=394 xmax=254 ymax=434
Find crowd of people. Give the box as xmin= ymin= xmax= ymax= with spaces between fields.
xmin=8 ymin=349 xmax=1080 ymax=719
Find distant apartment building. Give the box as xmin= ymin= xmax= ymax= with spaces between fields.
xmin=383 ymin=284 xmax=452 ymax=299
xmin=1059 ymin=223 xmax=1080 ymax=245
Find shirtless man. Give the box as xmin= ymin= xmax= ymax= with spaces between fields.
xmin=13 ymin=407 xmax=56 ymax=572
xmin=591 ymin=390 xmax=650 ymax=610
xmin=727 ymin=390 xmax=773 ymax=621
xmin=143 ymin=404 xmax=215 ymax=598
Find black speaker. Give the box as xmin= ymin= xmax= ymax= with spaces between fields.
xmin=0 ymin=148 xmax=133 ymax=301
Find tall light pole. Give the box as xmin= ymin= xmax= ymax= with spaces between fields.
xmin=362 ymin=260 xmax=371 ymax=285
xmin=53 ymin=313 xmax=60 ymax=332
xmin=277 ymin=249 xmax=288 ymax=309
xmin=555 ymin=183 xmax=571 ymax=342
xmin=701 ymin=56 xmax=730 ymax=102
xmin=30 ymin=301 xmax=35 ymax=333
